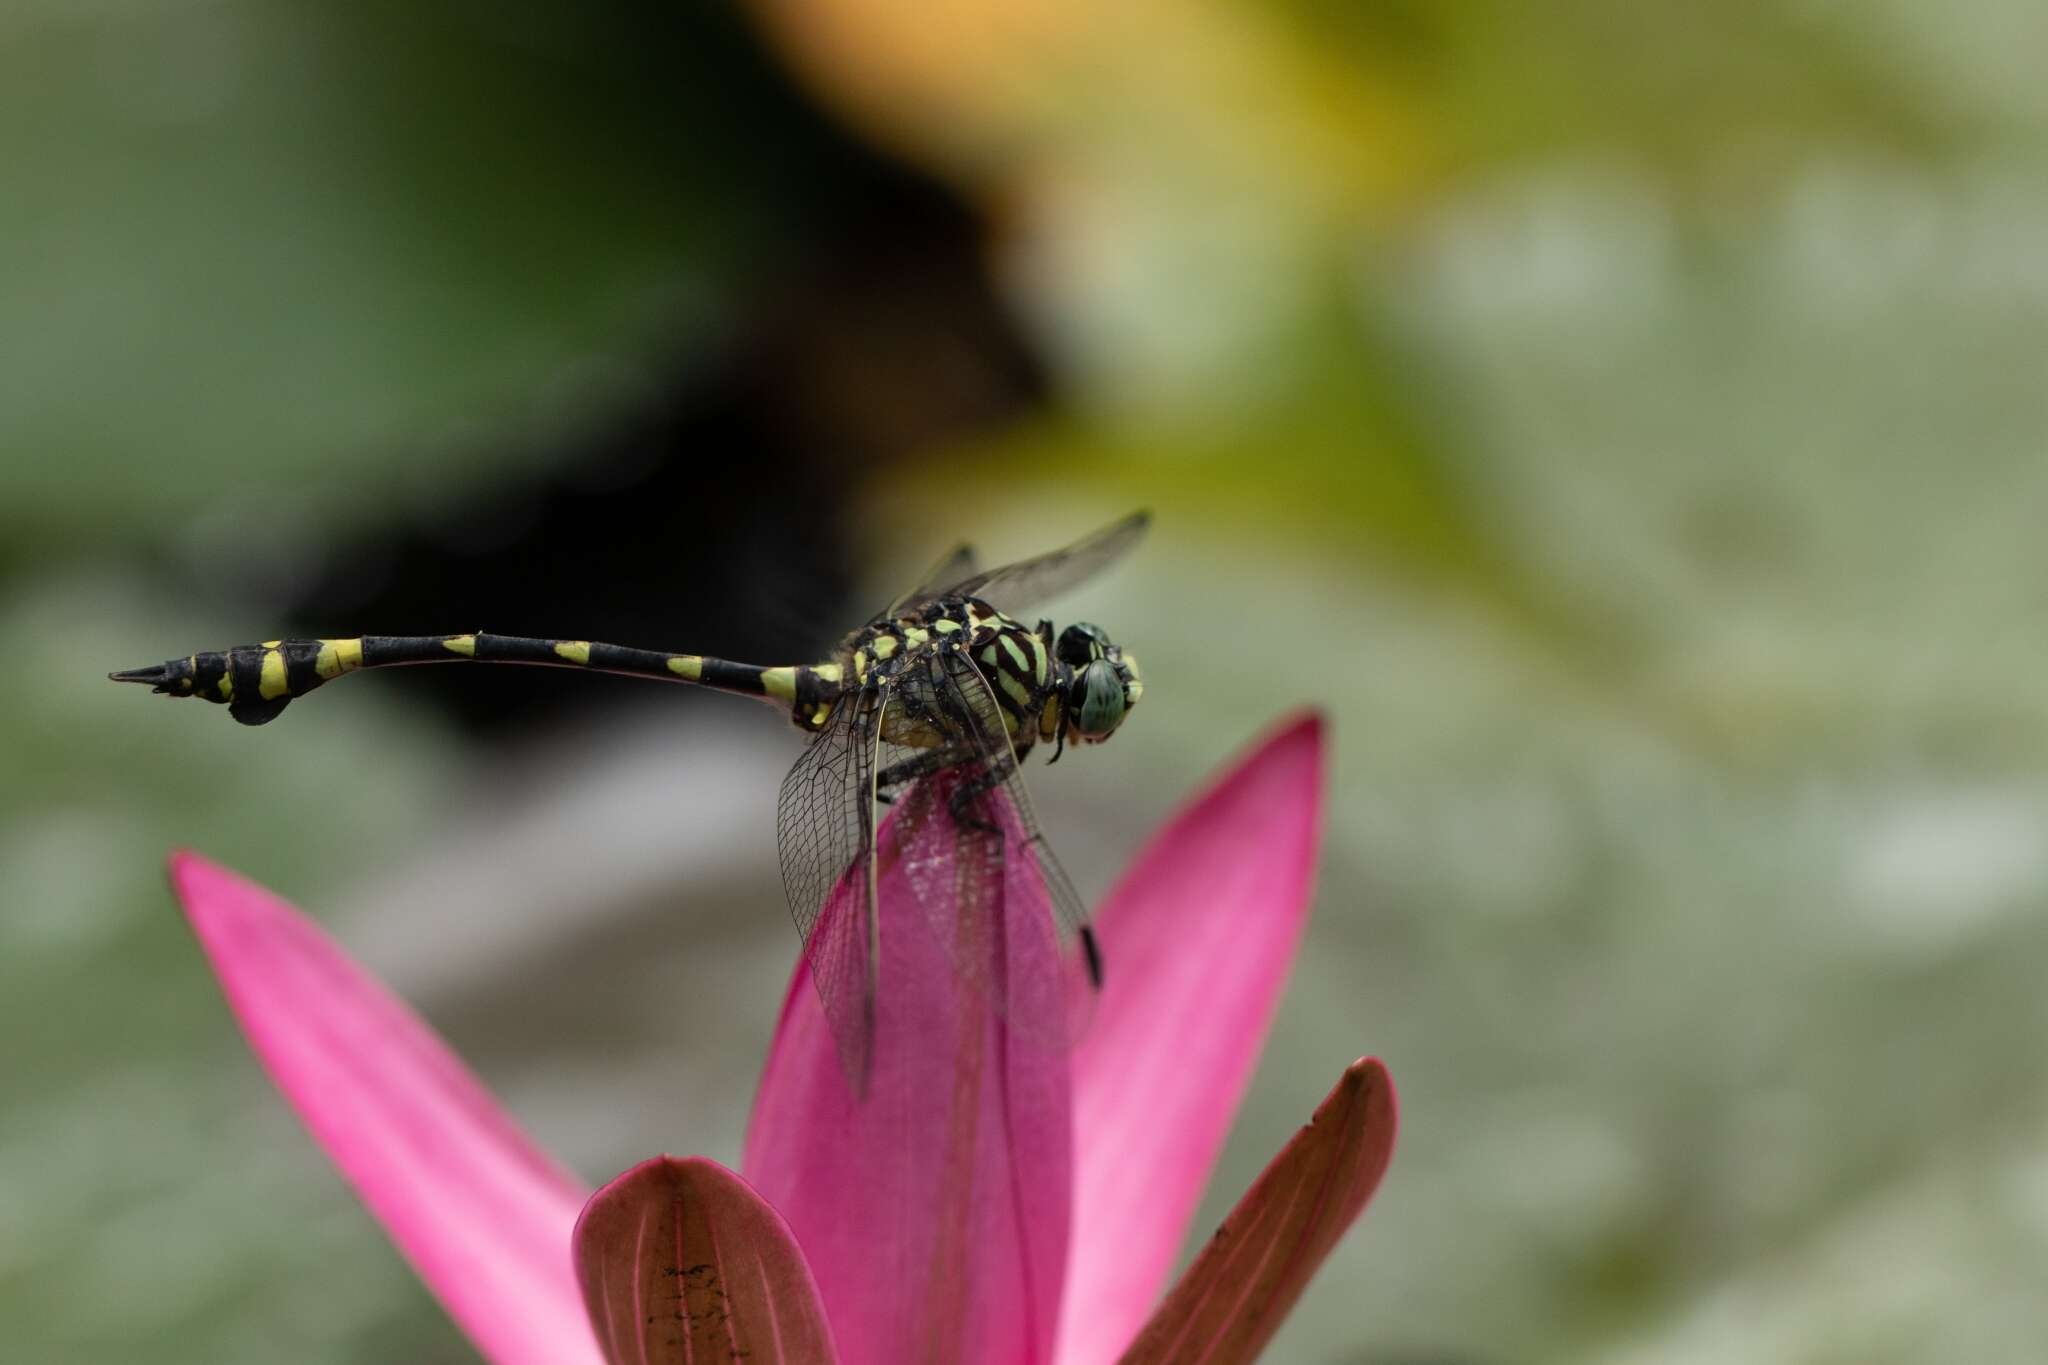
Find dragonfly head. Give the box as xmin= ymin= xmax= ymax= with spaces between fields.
xmin=1056 ymin=622 xmax=1142 ymax=745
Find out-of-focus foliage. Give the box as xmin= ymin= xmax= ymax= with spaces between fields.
xmin=0 ymin=0 xmax=860 ymax=553
xmin=8 ymin=0 xmax=2048 ymax=1362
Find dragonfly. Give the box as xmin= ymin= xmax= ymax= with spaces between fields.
xmin=112 ymin=511 xmax=1149 ymax=1089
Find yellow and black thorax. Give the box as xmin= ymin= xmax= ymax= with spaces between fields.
xmin=815 ymin=594 xmax=1141 ymax=757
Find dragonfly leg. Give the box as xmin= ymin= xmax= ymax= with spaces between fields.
xmin=946 ymin=763 xmax=1015 ymax=835
xmin=875 ymin=749 xmax=960 ymax=805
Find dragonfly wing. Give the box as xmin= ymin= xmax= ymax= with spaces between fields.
xmin=895 ymin=647 xmax=1101 ymax=1046
xmin=940 ymin=647 xmax=1097 ymax=955
xmin=941 ymin=510 xmax=1149 ymax=616
xmin=776 ymin=684 xmax=883 ymax=1090
xmin=885 ymin=541 xmax=980 ymax=617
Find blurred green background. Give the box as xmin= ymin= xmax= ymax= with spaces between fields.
xmin=8 ymin=1 xmax=2048 ymax=1361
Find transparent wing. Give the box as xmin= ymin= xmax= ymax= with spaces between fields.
xmin=940 ymin=510 xmax=1149 ymax=615
xmin=776 ymin=685 xmax=883 ymax=1091
xmin=938 ymin=647 xmax=1096 ymax=955
xmin=893 ymin=647 xmax=1100 ymax=1046
xmin=886 ymin=541 xmax=980 ymax=617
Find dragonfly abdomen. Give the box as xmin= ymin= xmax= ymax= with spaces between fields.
xmin=104 ymin=638 xmax=362 ymax=725
xmin=111 ymin=633 xmax=844 ymax=727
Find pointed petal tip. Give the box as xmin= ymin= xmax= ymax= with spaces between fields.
xmin=1264 ymin=1056 xmax=1398 ymax=1228
xmin=169 ymin=853 xmax=599 ymax=1365
xmin=1217 ymin=708 xmax=1327 ymax=804
xmin=1270 ymin=707 xmax=1327 ymax=746
xmin=1275 ymin=709 xmax=1328 ymax=770
xmin=1334 ymin=1055 xmax=1399 ymax=1186
xmin=573 ymin=1152 xmax=691 ymax=1222
xmin=164 ymin=850 xmax=264 ymax=939
xmin=1114 ymin=1055 xmax=1399 ymax=1365
xmin=1143 ymin=708 xmax=1327 ymax=871
xmin=574 ymin=1155 xmax=664 ymax=1246
xmin=164 ymin=847 xmax=210 ymax=882
xmin=1344 ymin=1055 xmax=1396 ymax=1111
xmin=164 ymin=849 xmax=230 ymax=921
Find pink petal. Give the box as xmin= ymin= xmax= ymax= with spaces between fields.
xmin=169 ymin=852 xmax=598 ymax=1365
xmin=1057 ymin=713 xmax=1326 ymax=1365
xmin=573 ymin=1156 xmax=840 ymax=1365
xmin=744 ymin=769 xmax=1074 ymax=1365
xmin=1116 ymin=1058 xmax=1398 ymax=1365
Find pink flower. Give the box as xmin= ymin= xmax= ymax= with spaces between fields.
xmin=171 ymin=712 xmax=1396 ymax=1365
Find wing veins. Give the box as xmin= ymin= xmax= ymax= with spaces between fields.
xmin=940 ymin=510 xmax=1149 ymax=615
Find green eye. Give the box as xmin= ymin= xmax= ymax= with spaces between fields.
xmin=1076 ymin=660 xmax=1126 ymax=736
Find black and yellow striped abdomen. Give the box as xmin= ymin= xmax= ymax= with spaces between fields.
xmin=111 ymin=634 xmax=845 ymax=727
xmin=115 ymin=637 xmax=367 ymax=726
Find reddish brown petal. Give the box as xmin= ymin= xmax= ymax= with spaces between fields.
xmin=574 ymin=1156 xmax=840 ymax=1365
xmin=1116 ymin=1058 xmax=1398 ymax=1365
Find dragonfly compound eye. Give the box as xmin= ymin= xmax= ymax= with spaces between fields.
xmin=1070 ymin=659 xmax=1127 ymax=739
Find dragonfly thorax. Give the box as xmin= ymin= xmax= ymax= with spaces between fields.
xmin=811 ymin=596 xmax=1140 ymax=757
